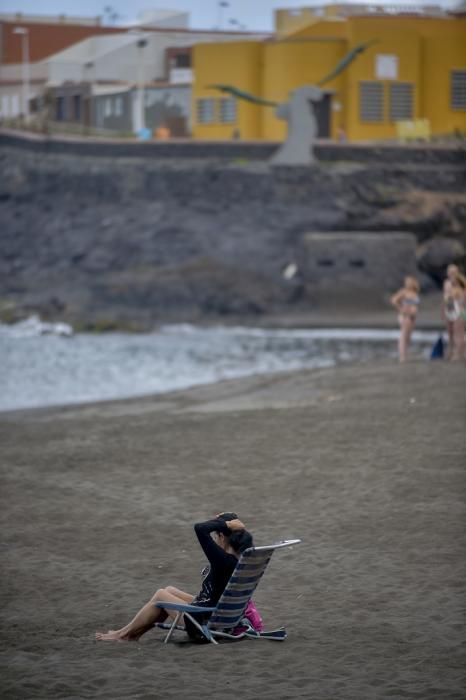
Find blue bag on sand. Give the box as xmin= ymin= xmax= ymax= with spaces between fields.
xmin=430 ymin=335 xmax=444 ymax=360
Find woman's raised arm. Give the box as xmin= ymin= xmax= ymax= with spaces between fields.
xmin=194 ymin=518 xmax=231 ymax=565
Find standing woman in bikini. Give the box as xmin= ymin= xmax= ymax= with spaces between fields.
xmin=390 ymin=276 xmax=420 ymax=362
xmin=443 ymin=264 xmax=466 ymax=361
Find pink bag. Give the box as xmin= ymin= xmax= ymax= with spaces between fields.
xmin=233 ymin=600 xmax=264 ymax=635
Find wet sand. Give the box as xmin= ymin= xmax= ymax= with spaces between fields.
xmin=0 ymin=360 xmax=465 ymax=699
xmin=211 ymin=291 xmax=446 ymax=332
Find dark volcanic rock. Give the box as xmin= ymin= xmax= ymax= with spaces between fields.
xmin=417 ymin=237 xmax=466 ymax=284
xmin=99 ymin=258 xmax=292 ymax=317
xmin=1 ymin=146 xmax=465 ymax=327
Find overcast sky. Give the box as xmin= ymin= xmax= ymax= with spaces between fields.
xmin=0 ymin=0 xmax=456 ymax=31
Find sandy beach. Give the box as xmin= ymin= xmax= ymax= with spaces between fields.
xmin=1 ymin=359 xmax=465 ymax=699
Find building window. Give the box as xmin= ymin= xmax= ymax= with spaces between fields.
xmin=12 ymin=94 xmax=20 ymax=117
xmin=104 ymin=98 xmax=112 ymax=118
xmin=389 ymin=82 xmax=414 ymax=121
xmin=197 ymin=98 xmax=215 ymax=124
xmin=219 ymin=98 xmax=237 ymax=124
xmin=114 ymin=96 xmax=123 ymax=117
xmin=96 ymin=100 xmax=104 ymax=126
xmin=174 ymin=53 xmax=191 ymax=68
xmin=56 ymin=96 xmax=65 ymax=121
xmin=375 ymin=54 xmax=398 ymax=80
xmin=451 ymin=70 xmax=466 ymax=111
xmin=359 ymin=81 xmax=384 ymax=123
xmin=73 ymin=95 xmax=81 ymax=121
xmin=0 ymin=95 xmax=9 ymax=118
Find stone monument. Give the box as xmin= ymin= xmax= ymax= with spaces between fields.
xmin=210 ymin=40 xmax=376 ymax=166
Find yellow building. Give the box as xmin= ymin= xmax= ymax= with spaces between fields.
xmin=192 ymin=11 xmax=466 ymax=142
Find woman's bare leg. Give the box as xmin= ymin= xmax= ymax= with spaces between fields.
xmin=165 ymin=586 xmax=194 ymax=603
xmin=406 ymin=319 xmax=414 ymax=352
xmin=398 ymin=321 xmax=405 ymax=362
xmin=399 ymin=317 xmax=409 ymax=362
xmin=446 ymin=321 xmax=454 ymax=359
xmin=452 ymin=318 xmax=465 ymax=360
xmin=458 ymin=319 xmax=465 ymax=359
xmin=95 ymin=587 xmax=194 ymax=642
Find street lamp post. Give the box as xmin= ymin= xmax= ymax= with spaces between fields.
xmin=13 ymin=26 xmax=30 ymax=121
xmin=82 ymin=61 xmax=94 ymax=133
xmin=217 ymin=2 xmax=229 ymax=30
xmin=137 ymin=37 xmax=147 ymax=133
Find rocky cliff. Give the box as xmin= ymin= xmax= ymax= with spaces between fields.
xmin=1 ymin=142 xmax=465 ymax=329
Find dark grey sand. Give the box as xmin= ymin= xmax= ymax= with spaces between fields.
xmin=1 ymin=360 xmax=465 ymax=700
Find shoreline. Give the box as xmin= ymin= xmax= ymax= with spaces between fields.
xmin=1 ymin=295 xmax=446 ymax=334
xmin=0 ymin=326 xmax=442 ymax=415
xmin=191 ymin=312 xmax=444 ymax=332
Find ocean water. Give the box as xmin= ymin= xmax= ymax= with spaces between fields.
xmin=0 ymin=320 xmax=438 ymax=413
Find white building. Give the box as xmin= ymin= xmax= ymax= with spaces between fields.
xmin=0 ymin=23 xmax=267 ymax=124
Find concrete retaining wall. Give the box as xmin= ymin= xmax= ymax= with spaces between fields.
xmin=1 ymin=129 xmax=465 ymax=164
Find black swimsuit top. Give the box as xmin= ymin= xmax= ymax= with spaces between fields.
xmin=193 ymin=519 xmax=238 ymax=606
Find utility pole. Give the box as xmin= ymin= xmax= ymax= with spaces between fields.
xmin=13 ymin=26 xmax=30 ymax=121
xmin=137 ymin=37 xmax=147 ymax=133
xmin=83 ymin=60 xmax=94 ymax=133
xmin=217 ymin=1 xmax=229 ymax=30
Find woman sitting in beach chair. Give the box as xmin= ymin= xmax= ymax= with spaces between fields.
xmin=95 ymin=512 xmax=255 ymax=642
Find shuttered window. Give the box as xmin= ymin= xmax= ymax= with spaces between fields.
xmin=197 ymin=98 xmax=215 ymax=124
xmin=389 ymin=82 xmax=414 ymax=121
xmin=451 ymin=70 xmax=466 ymax=110
xmin=359 ymin=81 xmax=384 ymax=123
xmin=219 ymin=98 xmax=237 ymax=123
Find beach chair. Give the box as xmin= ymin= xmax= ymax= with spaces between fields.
xmin=155 ymin=539 xmax=301 ymax=644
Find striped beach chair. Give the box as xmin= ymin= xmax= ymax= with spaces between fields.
xmin=155 ymin=539 xmax=301 ymax=644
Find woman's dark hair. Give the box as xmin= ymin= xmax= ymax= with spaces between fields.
xmin=228 ymin=528 xmax=253 ymax=554
xmin=216 ymin=512 xmax=238 ymax=522
xmin=215 ymin=513 xmax=253 ymax=553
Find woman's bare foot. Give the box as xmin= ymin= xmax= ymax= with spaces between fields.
xmin=95 ymin=627 xmax=145 ymax=641
xmin=95 ymin=629 xmax=127 ymax=642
